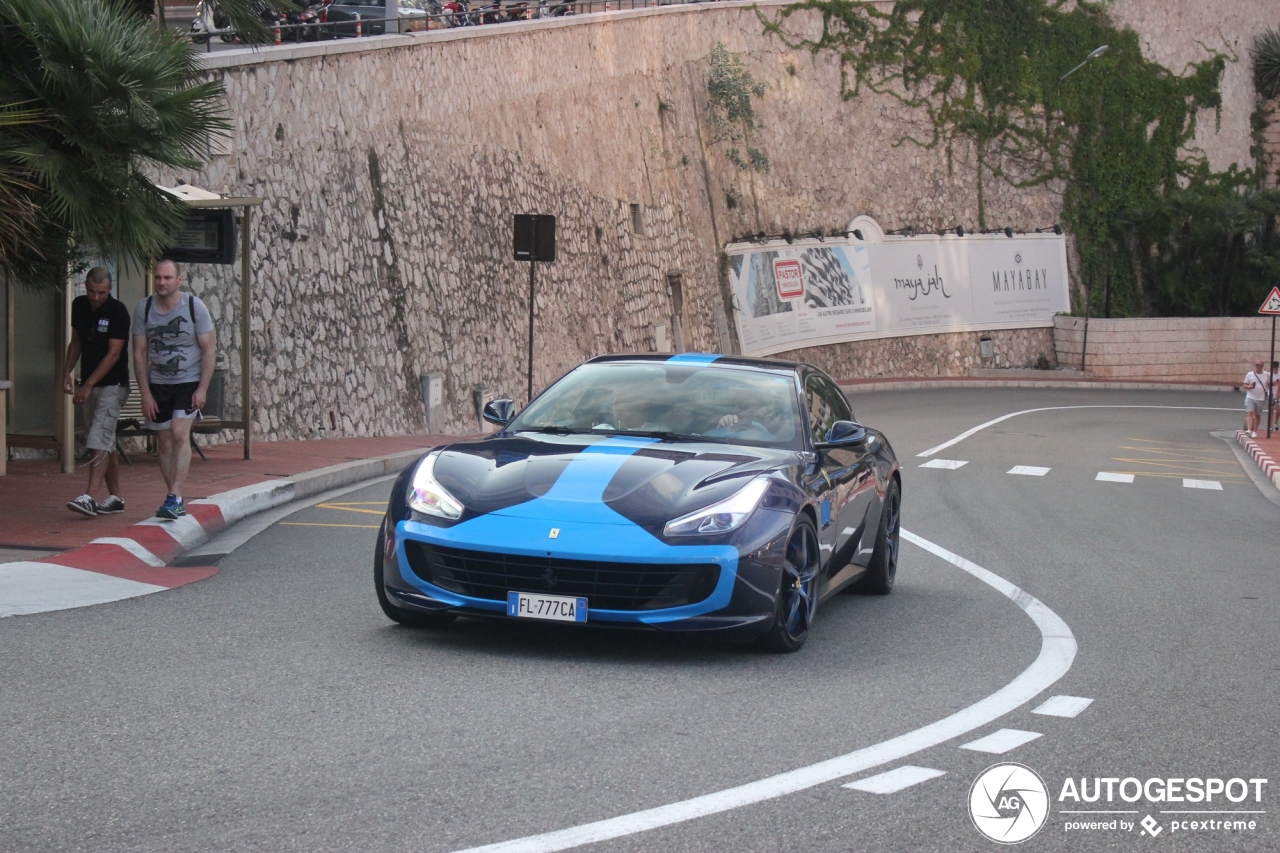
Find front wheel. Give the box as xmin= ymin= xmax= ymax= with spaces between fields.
xmin=856 ymin=478 xmax=900 ymax=595
xmin=375 ymin=530 xmax=457 ymax=628
xmin=756 ymin=517 xmax=820 ymax=653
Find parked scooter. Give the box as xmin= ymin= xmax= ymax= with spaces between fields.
xmin=190 ymin=0 xmax=237 ymax=43
xmin=503 ymin=2 xmax=529 ymax=21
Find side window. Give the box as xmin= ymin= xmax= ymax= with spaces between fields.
xmin=805 ymin=374 xmax=851 ymax=441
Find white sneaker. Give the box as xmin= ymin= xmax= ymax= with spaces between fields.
xmin=1250 ymin=431 xmax=1257 ymax=438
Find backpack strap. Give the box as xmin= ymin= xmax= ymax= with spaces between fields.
xmin=144 ymin=295 xmax=152 ymax=325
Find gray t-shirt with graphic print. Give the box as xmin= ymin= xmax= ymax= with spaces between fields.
xmin=131 ymin=293 xmax=214 ymax=385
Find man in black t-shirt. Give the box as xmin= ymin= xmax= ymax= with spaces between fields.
xmin=63 ymin=267 xmax=131 ymax=517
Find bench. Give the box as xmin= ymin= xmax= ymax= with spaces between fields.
xmin=115 ymin=373 xmax=226 ymax=464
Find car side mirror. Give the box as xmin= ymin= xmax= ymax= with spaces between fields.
xmin=816 ymin=420 xmax=867 ymax=448
xmin=482 ymin=398 xmax=516 ymax=426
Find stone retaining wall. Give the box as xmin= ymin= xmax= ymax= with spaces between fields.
xmin=1053 ymin=316 xmax=1275 ymax=385
xmin=161 ymin=0 xmax=1273 ymax=440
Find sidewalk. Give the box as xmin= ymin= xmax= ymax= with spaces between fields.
xmin=0 ymin=433 xmax=465 ymax=618
xmin=0 ymin=434 xmax=458 ymax=554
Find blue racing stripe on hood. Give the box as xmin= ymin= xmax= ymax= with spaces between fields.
xmin=396 ymin=435 xmax=741 ymax=623
xmin=666 ymin=353 xmax=722 ymax=365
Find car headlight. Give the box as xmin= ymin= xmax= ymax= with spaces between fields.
xmin=408 ymin=452 xmax=464 ymax=520
xmin=664 ymin=477 xmax=771 ymax=536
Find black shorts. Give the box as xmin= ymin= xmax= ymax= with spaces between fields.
xmin=146 ymin=381 xmax=200 ymax=428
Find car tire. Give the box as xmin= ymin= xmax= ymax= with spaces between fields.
xmin=375 ymin=529 xmax=457 ymax=628
xmin=756 ymin=516 xmax=820 ymax=653
xmin=856 ymin=478 xmax=899 ymax=595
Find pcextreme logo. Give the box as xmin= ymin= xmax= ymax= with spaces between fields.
xmin=969 ymin=763 xmax=1050 ymax=844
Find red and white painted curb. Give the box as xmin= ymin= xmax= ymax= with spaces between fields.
xmin=0 ymin=449 xmax=431 ymax=618
xmin=1236 ymin=430 xmax=1280 ymax=490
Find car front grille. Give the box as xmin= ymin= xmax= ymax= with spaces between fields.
xmin=403 ymin=542 xmax=721 ymax=611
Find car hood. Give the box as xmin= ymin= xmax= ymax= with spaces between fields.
xmin=430 ymin=432 xmax=795 ymax=526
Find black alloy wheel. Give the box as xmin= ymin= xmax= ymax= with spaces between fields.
xmin=857 ymin=478 xmax=899 ymax=595
xmin=375 ymin=529 xmax=457 ymax=628
xmin=758 ymin=517 xmax=821 ymax=653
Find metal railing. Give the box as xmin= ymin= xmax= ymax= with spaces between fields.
xmin=192 ymin=0 xmax=727 ymax=51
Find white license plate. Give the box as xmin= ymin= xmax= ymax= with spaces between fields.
xmin=506 ymin=591 xmax=588 ymax=623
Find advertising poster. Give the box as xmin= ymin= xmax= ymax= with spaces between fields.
xmin=729 ymin=244 xmax=876 ymax=355
xmin=727 ymin=226 xmax=1070 ymax=357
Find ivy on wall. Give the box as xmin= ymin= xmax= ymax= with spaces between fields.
xmin=763 ymin=0 xmax=1280 ymax=316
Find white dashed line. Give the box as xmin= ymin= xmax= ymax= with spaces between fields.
xmin=919 ymin=459 xmax=968 ymax=470
xmin=960 ymin=729 xmax=1043 ymax=755
xmin=1182 ymin=479 xmax=1223 ymax=490
xmin=917 ymin=405 xmax=1240 ymax=457
xmin=843 ymin=766 xmax=946 ymax=794
xmin=1096 ymin=472 xmax=1135 ymax=483
xmin=1008 ymin=466 xmax=1050 ymax=476
xmin=1032 ymin=696 xmax=1094 ymax=718
xmin=447 ymin=531 xmax=1077 ymax=853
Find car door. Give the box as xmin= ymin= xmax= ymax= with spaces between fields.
xmin=801 ymin=371 xmax=872 ymax=578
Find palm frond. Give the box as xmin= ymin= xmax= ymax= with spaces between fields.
xmin=0 ymin=0 xmax=230 ymax=289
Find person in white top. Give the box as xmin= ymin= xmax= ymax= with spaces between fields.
xmin=1242 ymin=359 xmax=1269 ymax=438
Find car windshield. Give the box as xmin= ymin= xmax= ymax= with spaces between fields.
xmin=508 ymin=362 xmax=803 ymax=450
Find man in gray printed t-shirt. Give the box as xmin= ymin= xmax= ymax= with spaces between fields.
xmin=131 ymin=259 xmax=216 ymax=520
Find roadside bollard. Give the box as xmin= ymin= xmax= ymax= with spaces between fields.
xmin=355 ymin=12 xmax=362 ymax=36
xmin=273 ymin=23 xmax=281 ymax=44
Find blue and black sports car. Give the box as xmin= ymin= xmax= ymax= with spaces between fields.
xmin=375 ymin=354 xmax=901 ymax=651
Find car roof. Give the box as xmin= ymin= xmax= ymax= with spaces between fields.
xmin=586 ymin=353 xmax=803 ymax=374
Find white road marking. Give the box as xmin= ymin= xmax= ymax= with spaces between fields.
xmin=1008 ymin=466 xmax=1050 ymax=476
xmin=447 ymin=530 xmax=1076 ymax=853
xmin=960 ymin=728 xmax=1043 ymax=754
xmin=1183 ymin=479 xmax=1223 ymax=490
xmin=842 ymin=766 xmax=946 ymax=794
xmin=917 ymin=406 xmax=1239 ymax=457
xmin=919 ymin=459 xmax=968 ymax=470
xmin=0 ymin=562 xmax=166 ymax=618
xmin=89 ymin=537 xmax=165 ymax=567
xmin=1096 ymin=472 xmax=1135 ymax=483
xmin=1033 ymin=696 xmax=1094 ymax=718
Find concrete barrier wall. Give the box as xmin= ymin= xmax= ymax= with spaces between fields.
xmin=160 ymin=0 xmax=1274 ymax=440
xmin=1054 ymin=316 xmax=1277 ymax=384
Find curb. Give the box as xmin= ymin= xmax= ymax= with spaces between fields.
xmin=1235 ymin=431 xmax=1280 ymax=490
xmin=0 ymin=447 xmax=432 ymax=618
xmin=838 ymin=378 xmax=1236 ymax=394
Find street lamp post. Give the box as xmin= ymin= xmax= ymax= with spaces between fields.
xmin=1059 ymin=45 xmax=1109 ymax=83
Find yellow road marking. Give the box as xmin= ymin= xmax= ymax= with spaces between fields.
xmin=1124 ymin=437 xmax=1218 ymax=449
xmin=1109 ymin=459 xmax=1244 ymax=478
xmin=1115 ymin=447 xmax=1229 ymax=462
xmin=315 ymin=502 xmax=387 ymax=516
xmin=320 ymin=502 xmax=388 ymax=506
xmin=279 ymin=521 xmax=381 ymax=529
xmin=1106 ymin=472 xmax=1236 ymax=481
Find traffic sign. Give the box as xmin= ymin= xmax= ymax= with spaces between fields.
xmin=1260 ymin=287 xmax=1280 ymax=315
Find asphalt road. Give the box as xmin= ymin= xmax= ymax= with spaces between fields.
xmin=2 ymin=387 xmax=1276 ymax=852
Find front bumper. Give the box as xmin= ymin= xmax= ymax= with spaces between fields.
xmin=383 ymin=507 xmax=793 ymax=635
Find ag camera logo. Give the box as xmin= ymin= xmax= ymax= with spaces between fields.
xmin=969 ymin=763 xmax=1050 ymax=844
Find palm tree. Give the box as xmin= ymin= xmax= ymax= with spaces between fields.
xmin=0 ymin=0 xmax=230 ymax=290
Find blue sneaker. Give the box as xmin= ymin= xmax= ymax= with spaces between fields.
xmin=155 ymin=494 xmax=186 ymax=520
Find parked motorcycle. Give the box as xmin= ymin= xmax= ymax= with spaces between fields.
xmin=442 ymin=0 xmax=476 ymax=27
xmin=479 ymin=0 xmax=503 ymax=24
xmin=504 ymin=2 xmax=529 ymax=21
